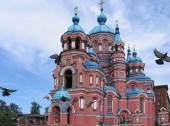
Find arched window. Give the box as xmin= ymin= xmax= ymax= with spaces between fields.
xmin=64 ymin=70 xmax=72 ymax=89
xmin=89 ymin=75 xmax=93 ymax=85
xmin=140 ymin=97 xmax=144 ymax=113
xmin=67 ymin=38 xmax=71 ymax=50
xmin=107 ymin=95 xmax=112 ymax=113
xmin=75 ymin=37 xmax=80 ymax=50
xmin=79 ymin=73 xmax=83 ymax=84
xmin=92 ymin=97 xmax=97 ymax=110
xmin=115 ymin=44 xmax=118 ymax=51
xmin=80 ymin=96 xmax=84 ymax=109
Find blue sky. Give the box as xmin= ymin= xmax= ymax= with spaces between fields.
xmin=0 ymin=0 xmax=170 ymax=114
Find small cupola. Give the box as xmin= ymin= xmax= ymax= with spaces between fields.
xmin=67 ymin=6 xmax=85 ymax=33
xmin=114 ymin=22 xmax=122 ymax=42
xmin=53 ymin=85 xmax=71 ymax=102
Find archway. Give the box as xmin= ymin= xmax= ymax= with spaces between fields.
xmin=53 ymin=106 xmax=60 ymax=124
xmin=67 ymin=107 xmax=73 ymax=125
xmin=118 ymin=109 xmax=132 ymax=124
xmin=65 ymin=70 xmax=72 ymax=89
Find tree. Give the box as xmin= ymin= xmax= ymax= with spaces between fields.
xmin=30 ymin=101 xmax=42 ymax=114
xmin=0 ymin=100 xmax=18 ymax=126
xmin=9 ymin=103 xmax=22 ymax=117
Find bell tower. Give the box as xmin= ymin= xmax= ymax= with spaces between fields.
xmin=111 ymin=22 xmax=126 ymax=94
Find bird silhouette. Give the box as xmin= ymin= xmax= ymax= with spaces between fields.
xmin=153 ymin=48 xmax=170 ymax=65
xmin=50 ymin=53 xmax=61 ymax=65
xmin=83 ymin=95 xmax=100 ymax=108
xmin=43 ymin=95 xmax=52 ymax=100
xmin=0 ymin=86 xmax=17 ymax=96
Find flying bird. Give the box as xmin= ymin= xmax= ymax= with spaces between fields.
xmin=153 ymin=48 xmax=170 ymax=65
xmin=43 ymin=95 xmax=52 ymax=100
xmin=83 ymin=95 xmax=101 ymax=108
xmin=50 ymin=53 xmax=61 ymax=65
xmin=0 ymin=86 xmax=17 ymax=96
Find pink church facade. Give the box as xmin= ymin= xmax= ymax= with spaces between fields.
xmin=47 ymin=6 xmax=156 ymax=126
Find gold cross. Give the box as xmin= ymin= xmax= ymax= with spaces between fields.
xmin=99 ymin=0 xmax=104 ymax=10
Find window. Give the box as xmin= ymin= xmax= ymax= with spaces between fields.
xmin=100 ymin=77 xmax=103 ymax=88
xmin=64 ymin=43 xmax=67 ymax=50
xmin=79 ymin=73 xmax=83 ymax=84
xmin=92 ymin=97 xmax=97 ymax=110
xmin=96 ymin=76 xmax=99 ymax=85
xmin=75 ymin=38 xmax=80 ymax=50
xmin=54 ymin=77 xmax=58 ymax=88
xmin=140 ymin=97 xmax=144 ymax=113
xmin=89 ymin=75 xmax=93 ymax=85
xmin=108 ymin=44 xmax=112 ymax=51
xmin=99 ymin=44 xmax=102 ymax=51
xmin=107 ymin=95 xmax=112 ymax=113
xmin=68 ymin=38 xmax=71 ymax=50
xmin=81 ymin=42 xmax=85 ymax=49
xmin=115 ymin=44 xmax=118 ymax=51
xmin=65 ymin=70 xmax=72 ymax=89
xmin=157 ymin=99 xmax=161 ymax=106
xmin=80 ymin=96 xmax=84 ymax=109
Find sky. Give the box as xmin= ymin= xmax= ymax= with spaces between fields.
xmin=0 ymin=0 xmax=170 ymax=114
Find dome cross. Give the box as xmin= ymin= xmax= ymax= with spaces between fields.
xmin=99 ymin=0 xmax=104 ymax=11
xmin=74 ymin=6 xmax=78 ymax=15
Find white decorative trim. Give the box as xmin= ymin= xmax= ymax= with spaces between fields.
xmin=68 ymin=104 xmax=76 ymax=114
xmin=60 ymin=66 xmax=75 ymax=75
xmin=49 ymin=103 xmax=61 ymax=112
xmin=118 ymin=108 xmax=131 ymax=114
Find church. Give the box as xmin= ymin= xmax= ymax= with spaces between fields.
xmin=47 ymin=2 xmax=156 ymax=126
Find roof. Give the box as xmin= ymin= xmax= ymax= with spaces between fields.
xmin=84 ymin=61 xmax=102 ymax=69
xmin=154 ymin=85 xmax=168 ymax=90
xmin=104 ymin=85 xmax=118 ymax=93
xmin=127 ymin=49 xmax=143 ymax=64
xmin=89 ymin=11 xmax=114 ymax=35
xmin=53 ymin=85 xmax=71 ymax=101
xmin=126 ymin=86 xmax=145 ymax=96
xmin=67 ymin=14 xmax=85 ymax=33
xmin=127 ymin=75 xmax=151 ymax=81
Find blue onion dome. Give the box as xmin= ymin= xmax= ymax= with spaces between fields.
xmin=97 ymin=11 xmax=107 ymax=25
xmin=127 ymin=48 xmax=142 ymax=63
xmin=126 ymin=86 xmax=145 ymax=96
xmin=104 ymin=85 xmax=118 ymax=93
xmin=67 ymin=11 xmax=85 ymax=33
xmin=89 ymin=10 xmax=115 ymax=35
xmin=84 ymin=61 xmax=102 ymax=69
xmin=127 ymin=75 xmax=151 ymax=81
xmin=53 ymin=85 xmax=71 ymax=101
xmin=72 ymin=15 xmax=80 ymax=24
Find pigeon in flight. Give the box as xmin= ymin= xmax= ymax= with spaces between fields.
xmin=50 ymin=53 xmax=61 ymax=65
xmin=0 ymin=86 xmax=17 ymax=96
xmin=43 ymin=95 xmax=52 ymax=100
xmin=153 ymin=48 xmax=170 ymax=65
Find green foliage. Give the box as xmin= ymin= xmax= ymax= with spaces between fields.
xmin=0 ymin=100 xmax=22 ymax=126
xmin=30 ymin=101 xmax=42 ymax=114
